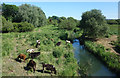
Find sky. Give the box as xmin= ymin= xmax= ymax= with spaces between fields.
xmin=2 ymin=2 xmax=118 ymax=20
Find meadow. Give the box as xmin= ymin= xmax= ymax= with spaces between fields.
xmin=1 ymin=3 xmax=120 ymax=76
xmin=109 ymin=24 xmax=118 ymax=36
xmin=2 ymin=25 xmax=79 ymax=76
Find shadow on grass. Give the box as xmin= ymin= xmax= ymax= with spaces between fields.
xmin=24 ymin=66 xmax=30 ymax=71
xmin=14 ymin=58 xmax=22 ymax=63
xmin=36 ymin=70 xmax=51 ymax=74
xmin=113 ymin=47 xmax=120 ymax=55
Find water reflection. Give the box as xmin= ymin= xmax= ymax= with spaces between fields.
xmin=73 ymin=39 xmax=116 ymax=76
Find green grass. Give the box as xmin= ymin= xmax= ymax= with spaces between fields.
xmin=85 ymin=41 xmax=120 ymax=74
xmin=2 ymin=25 xmax=79 ymax=76
xmin=109 ymin=24 xmax=119 ymax=35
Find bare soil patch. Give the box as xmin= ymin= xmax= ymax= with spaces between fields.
xmin=95 ymin=35 xmax=119 ymax=55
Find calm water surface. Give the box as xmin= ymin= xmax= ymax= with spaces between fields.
xmin=73 ymin=39 xmax=116 ymax=76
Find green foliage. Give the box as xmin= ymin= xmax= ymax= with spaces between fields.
xmin=80 ymin=9 xmax=109 ymax=39
xmin=106 ymin=19 xmax=118 ymax=25
xmin=16 ymin=4 xmax=47 ymax=27
xmin=58 ymin=17 xmax=77 ymax=30
xmin=114 ymin=41 xmax=120 ymax=53
xmin=48 ymin=16 xmax=66 ymax=26
xmin=2 ymin=16 xmax=13 ymax=33
xmin=116 ymin=19 xmax=120 ymax=24
xmin=85 ymin=41 xmax=120 ymax=73
xmin=67 ymin=31 xmax=75 ymax=41
xmin=2 ymin=3 xmax=19 ymax=21
xmin=2 ymin=36 xmax=14 ymax=57
xmin=108 ymin=24 xmax=118 ymax=35
xmin=53 ymin=47 xmax=63 ymax=58
xmin=13 ymin=22 xmax=34 ymax=32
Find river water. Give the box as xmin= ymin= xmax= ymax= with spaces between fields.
xmin=73 ymin=39 xmax=116 ymax=76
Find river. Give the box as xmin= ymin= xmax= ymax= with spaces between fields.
xmin=73 ymin=39 xmax=116 ymax=76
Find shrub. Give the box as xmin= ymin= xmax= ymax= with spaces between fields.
xmin=13 ymin=22 xmax=34 ymax=32
xmin=114 ymin=41 xmax=120 ymax=53
xmin=2 ymin=16 xmax=13 ymax=33
xmin=58 ymin=17 xmax=77 ymax=30
xmin=53 ymin=48 xmax=62 ymax=58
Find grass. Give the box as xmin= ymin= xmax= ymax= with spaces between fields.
xmin=85 ymin=41 xmax=120 ymax=75
xmin=109 ymin=24 xmax=119 ymax=35
xmin=2 ymin=25 xmax=79 ymax=76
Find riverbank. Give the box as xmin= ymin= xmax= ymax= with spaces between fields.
xmin=73 ymin=39 xmax=116 ymax=76
xmin=84 ymin=40 xmax=120 ymax=76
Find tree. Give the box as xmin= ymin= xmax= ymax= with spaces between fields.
xmin=80 ymin=9 xmax=109 ymax=39
xmin=58 ymin=17 xmax=77 ymax=30
xmin=48 ymin=16 xmax=59 ymax=26
xmin=15 ymin=4 xmax=47 ymax=27
xmin=2 ymin=3 xmax=19 ymax=21
xmin=116 ymin=19 xmax=120 ymax=25
xmin=106 ymin=19 xmax=118 ymax=25
xmin=2 ymin=16 xmax=13 ymax=33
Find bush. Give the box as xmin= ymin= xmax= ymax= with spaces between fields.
xmin=53 ymin=48 xmax=62 ymax=58
xmin=58 ymin=17 xmax=77 ymax=30
xmin=114 ymin=41 xmax=120 ymax=53
xmin=2 ymin=16 xmax=13 ymax=33
xmin=13 ymin=22 xmax=34 ymax=32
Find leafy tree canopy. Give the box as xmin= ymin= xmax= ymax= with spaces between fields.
xmin=80 ymin=9 xmax=109 ymax=39
xmin=2 ymin=3 xmax=19 ymax=21
xmin=14 ymin=4 xmax=47 ymax=27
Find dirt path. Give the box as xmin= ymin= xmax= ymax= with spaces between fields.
xmin=95 ymin=35 xmax=119 ymax=55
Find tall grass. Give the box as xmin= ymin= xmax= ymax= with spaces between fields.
xmin=2 ymin=25 xmax=79 ymax=76
xmin=85 ymin=41 xmax=120 ymax=74
xmin=109 ymin=24 xmax=118 ymax=35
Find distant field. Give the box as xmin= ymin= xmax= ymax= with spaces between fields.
xmin=109 ymin=24 xmax=119 ymax=35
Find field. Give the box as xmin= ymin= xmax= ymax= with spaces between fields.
xmin=109 ymin=24 xmax=119 ymax=36
xmin=2 ymin=25 xmax=78 ymax=76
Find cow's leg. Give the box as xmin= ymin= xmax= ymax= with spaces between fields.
xmin=43 ymin=66 xmax=44 ymax=73
xmin=24 ymin=58 xmax=25 ymax=62
xmin=33 ymin=67 xmax=35 ymax=73
xmin=51 ymin=70 xmax=52 ymax=74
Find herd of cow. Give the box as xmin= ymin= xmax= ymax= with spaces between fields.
xmin=16 ymin=39 xmax=71 ymax=75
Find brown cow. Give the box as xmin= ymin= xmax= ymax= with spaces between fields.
xmin=17 ymin=54 xmax=26 ymax=62
xmin=42 ymin=63 xmax=56 ymax=74
xmin=27 ymin=60 xmax=36 ymax=73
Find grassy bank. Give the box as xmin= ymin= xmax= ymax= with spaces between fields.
xmin=2 ymin=25 xmax=79 ymax=76
xmin=109 ymin=24 xmax=118 ymax=36
xmin=84 ymin=41 xmax=120 ymax=75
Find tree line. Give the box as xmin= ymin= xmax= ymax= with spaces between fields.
xmin=2 ymin=3 xmax=118 ymax=40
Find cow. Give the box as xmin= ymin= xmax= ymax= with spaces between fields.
xmin=66 ymin=40 xmax=71 ymax=44
xmin=36 ymin=40 xmax=40 ymax=48
xmin=27 ymin=60 xmax=36 ymax=73
xmin=17 ymin=54 xmax=26 ymax=62
xmin=29 ymin=52 xmax=40 ymax=59
xmin=56 ymin=42 xmax=61 ymax=46
xmin=41 ymin=63 xmax=56 ymax=74
xmin=26 ymin=49 xmax=34 ymax=53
